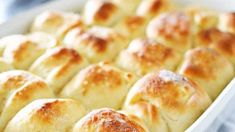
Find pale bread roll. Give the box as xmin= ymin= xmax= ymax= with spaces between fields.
xmin=4 ymin=99 xmax=86 ymax=132
xmin=111 ymin=0 xmax=142 ymax=14
xmin=73 ymin=108 xmax=149 ymax=132
xmin=116 ymin=38 xmax=181 ymax=76
xmin=0 ymin=58 xmax=13 ymax=73
xmin=146 ymin=12 xmax=192 ymax=53
xmin=194 ymin=28 xmax=235 ymax=66
xmin=114 ymin=15 xmax=148 ymax=40
xmin=60 ymin=62 xmax=135 ymax=110
xmin=219 ymin=12 xmax=235 ymax=35
xmin=83 ymin=0 xmax=123 ymax=26
xmin=178 ymin=47 xmax=234 ymax=100
xmin=30 ymin=47 xmax=88 ymax=94
xmin=124 ymin=70 xmax=211 ymax=132
xmin=31 ymin=11 xmax=83 ymax=40
xmin=27 ymin=32 xmax=59 ymax=48
xmin=63 ymin=26 xmax=128 ymax=63
xmin=0 ymin=35 xmax=45 ymax=69
xmin=0 ymin=70 xmax=54 ymax=131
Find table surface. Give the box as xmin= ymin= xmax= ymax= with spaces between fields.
xmin=0 ymin=0 xmax=234 ymax=131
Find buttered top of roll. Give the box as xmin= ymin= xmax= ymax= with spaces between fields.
xmin=147 ymin=12 xmax=192 ymax=53
xmin=30 ymin=47 xmax=88 ymax=94
xmin=0 ymin=35 xmax=45 ymax=69
xmin=64 ymin=26 xmax=128 ymax=63
xmin=195 ymin=28 xmax=235 ymax=65
xmin=60 ymin=62 xmax=135 ymax=110
xmin=31 ymin=11 xmax=83 ymax=39
xmin=124 ymin=70 xmax=211 ymax=132
xmin=4 ymin=99 xmax=87 ymax=132
xmin=0 ymin=70 xmax=54 ymax=131
xmin=83 ymin=0 xmax=123 ymax=26
xmin=136 ymin=0 xmax=171 ymax=19
xmin=73 ymin=108 xmax=148 ymax=132
xmin=178 ymin=47 xmax=234 ymax=100
xmin=219 ymin=12 xmax=235 ymax=34
xmin=116 ymin=38 xmax=181 ymax=76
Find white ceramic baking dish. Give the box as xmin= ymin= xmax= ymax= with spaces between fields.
xmin=0 ymin=0 xmax=234 ymax=131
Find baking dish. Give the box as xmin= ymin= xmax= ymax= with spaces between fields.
xmin=0 ymin=0 xmax=235 ymax=131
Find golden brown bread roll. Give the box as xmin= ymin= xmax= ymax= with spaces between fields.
xmin=123 ymin=70 xmax=212 ymax=132
xmin=194 ymin=28 xmax=235 ymax=66
xmin=83 ymin=0 xmax=123 ymax=26
xmin=30 ymin=47 xmax=88 ymax=94
xmin=219 ymin=12 xmax=235 ymax=35
xmin=185 ymin=7 xmax=218 ymax=33
xmin=60 ymin=62 xmax=135 ymax=110
xmin=116 ymin=38 xmax=181 ymax=76
xmin=0 ymin=70 xmax=54 ymax=131
xmin=63 ymin=26 xmax=128 ymax=63
xmin=136 ymin=0 xmax=171 ymax=19
xmin=4 ymin=99 xmax=87 ymax=132
xmin=178 ymin=47 xmax=234 ymax=100
xmin=146 ymin=12 xmax=192 ymax=53
xmin=114 ymin=15 xmax=148 ymax=40
xmin=72 ymin=108 xmax=149 ymax=132
xmin=0 ymin=58 xmax=13 ymax=73
xmin=31 ymin=11 xmax=83 ymax=40
xmin=0 ymin=35 xmax=45 ymax=69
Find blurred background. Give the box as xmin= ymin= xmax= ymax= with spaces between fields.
xmin=0 ymin=0 xmax=50 ymax=23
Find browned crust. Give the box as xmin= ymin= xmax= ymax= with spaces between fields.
xmin=94 ymin=2 xmax=117 ymax=23
xmin=78 ymin=108 xmax=146 ymax=132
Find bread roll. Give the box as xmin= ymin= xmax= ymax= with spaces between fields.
xmin=178 ymin=47 xmax=234 ymax=100
xmin=146 ymin=12 xmax=192 ymax=53
xmin=185 ymin=7 xmax=218 ymax=33
xmin=4 ymin=99 xmax=86 ymax=132
xmin=64 ymin=26 xmax=128 ymax=63
xmin=27 ymin=32 xmax=59 ymax=48
xmin=30 ymin=47 xmax=88 ymax=94
xmin=31 ymin=11 xmax=83 ymax=39
xmin=194 ymin=28 xmax=235 ymax=66
xmin=0 ymin=58 xmax=13 ymax=73
xmin=83 ymin=0 xmax=123 ymax=26
xmin=114 ymin=15 xmax=148 ymax=40
xmin=60 ymin=62 xmax=135 ymax=110
xmin=0 ymin=70 xmax=54 ymax=131
xmin=112 ymin=0 xmax=141 ymax=14
xmin=116 ymin=38 xmax=181 ymax=76
xmin=123 ymin=70 xmax=211 ymax=132
xmin=0 ymin=35 xmax=45 ymax=69
xmin=73 ymin=108 xmax=148 ymax=132
xmin=219 ymin=12 xmax=235 ymax=34
xmin=136 ymin=0 xmax=171 ymax=19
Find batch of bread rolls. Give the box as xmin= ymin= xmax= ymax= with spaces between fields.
xmin=0 ymin=0 xmax=234 ymax=131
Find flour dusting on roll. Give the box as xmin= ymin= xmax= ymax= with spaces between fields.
xmin=124 ymin=70 xmax=211 ymax=132
xmin=147 ymin=12 xmax=192 ymax=53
